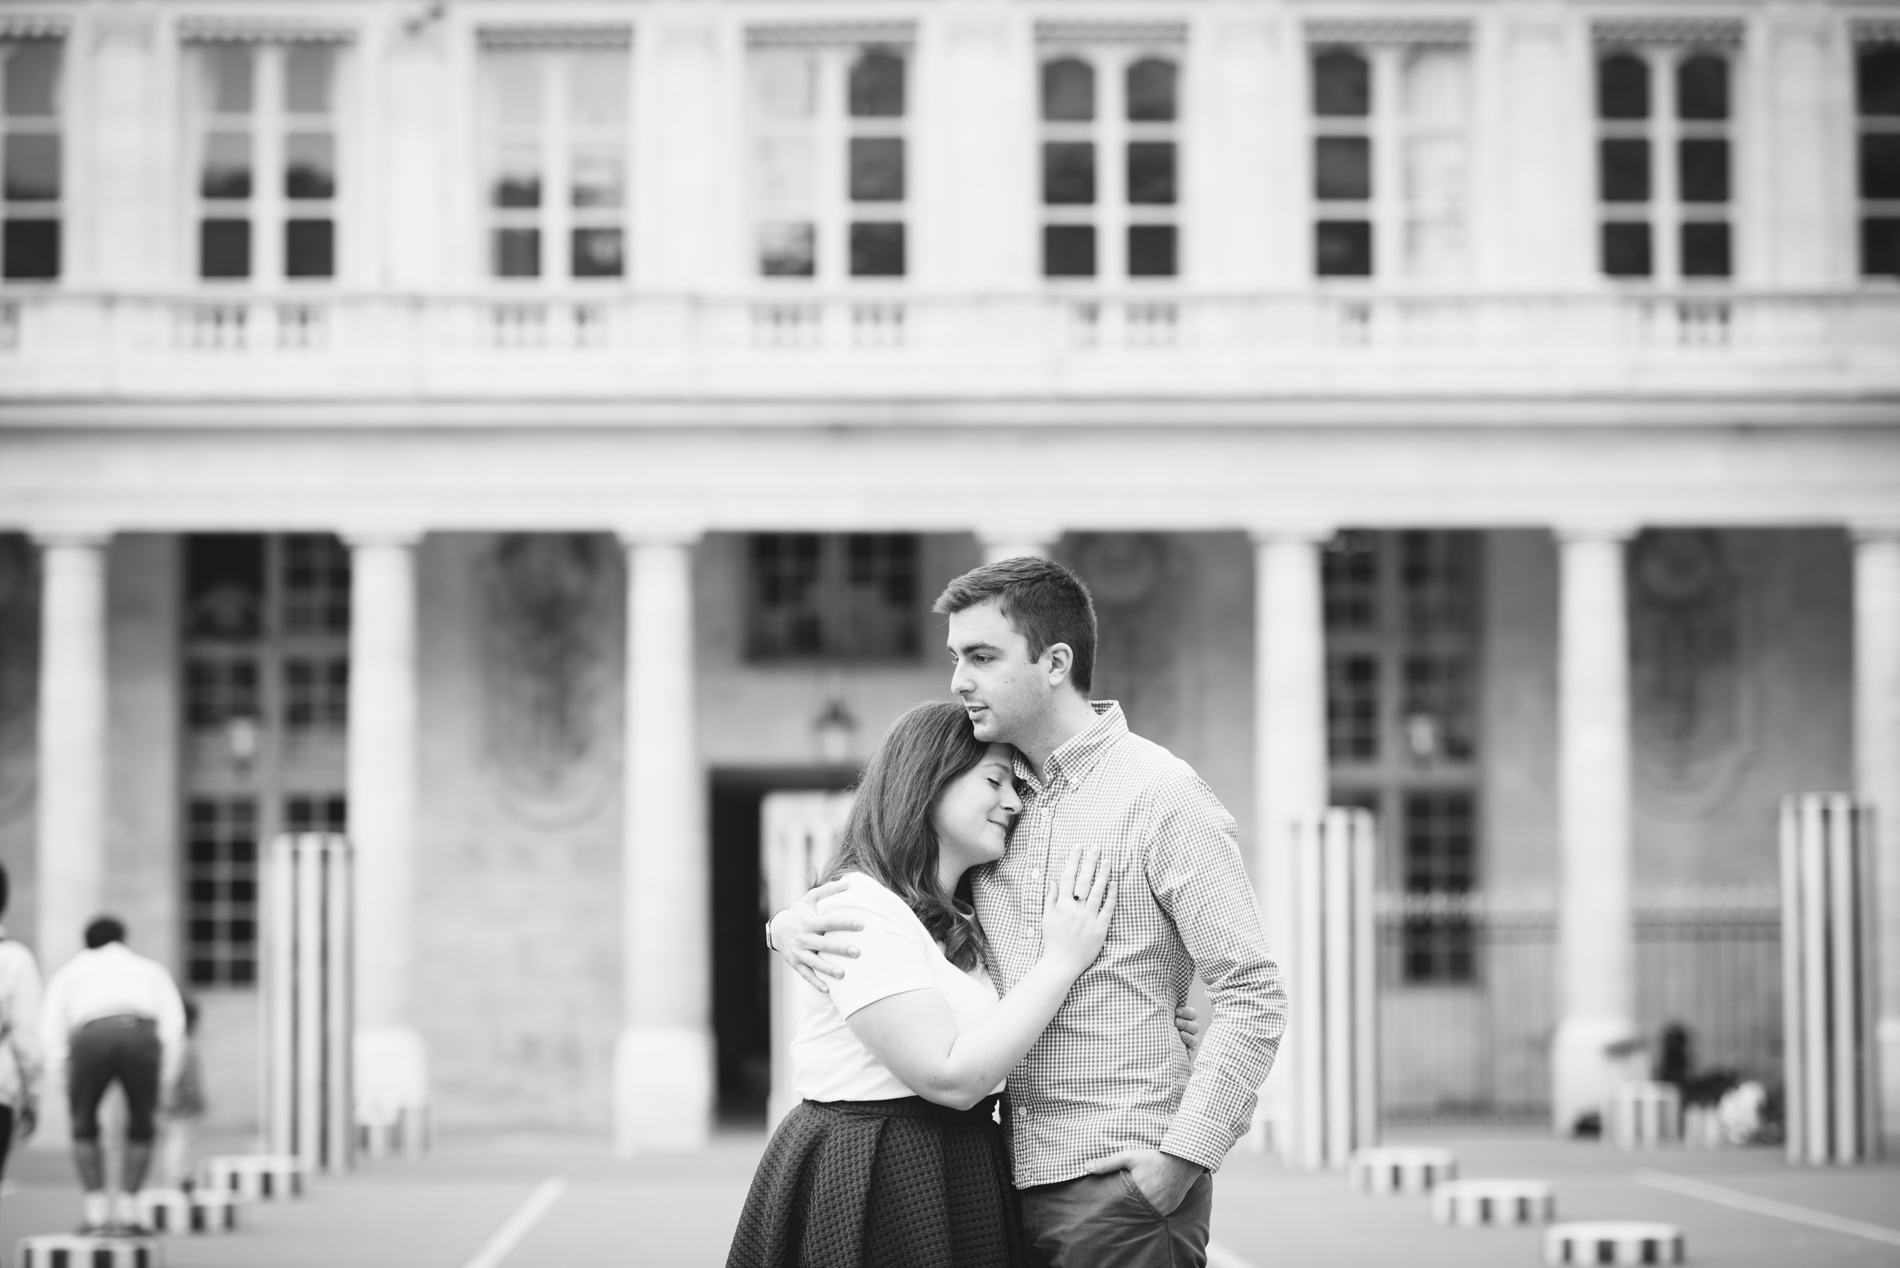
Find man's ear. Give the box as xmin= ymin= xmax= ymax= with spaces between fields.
xmin=1044 ymin=642 xmax=1075 ymax=688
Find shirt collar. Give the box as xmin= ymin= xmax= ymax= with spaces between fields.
xmin=1014 ymin=700 xmax=1126 ymax=794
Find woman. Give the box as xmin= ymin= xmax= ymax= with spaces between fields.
xmin=727 ymin=700 xmax=1119 ymax=1268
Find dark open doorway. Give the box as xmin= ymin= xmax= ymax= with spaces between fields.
xmin=710 ymin=766 xmax=858 ymax=1126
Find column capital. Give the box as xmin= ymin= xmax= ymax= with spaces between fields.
xmin=340 ymin=529 xmax=423 ymax=551
xmin=1245 ymin=523 xmax=1334 ymax=547
xmin=1849 ymin=521 xmax=1900 ymax=546
xmin=28 ymin=527 xmax=112 ymax=551
xmin=978 ymin=530 xmax=1061 ymax=564
xmin=1552 ymin=521 xmax=1640 ymax=546
xmin=615 ymin=527 xmax=703 ymax=551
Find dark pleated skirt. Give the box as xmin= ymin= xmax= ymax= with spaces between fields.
xmin=726 ymin=1095 xmax=1026 ymax=1268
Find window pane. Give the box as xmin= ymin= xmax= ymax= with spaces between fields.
xmin=1315 ymin=220 xmax=1371 ymax=275
xmin=1678 ymin=139 xmax=1728 ymax=203
xmin=492 ymin=227 xmax=539 ymax=277
xmin=1315 ymin=137 xmax=1371 ymax=200
xmin=572 ymin=147 xmax=624 ymax=208
xmin=751 ymin=50 xmax=815 ymax=119
xmin=1326 ymin=655 xmax=1380 ymax=761
xmin=849 ymin=221 xmax=904 ymax=276
xmin=1313 ymin=51 xmax=1369 ymax=117
xmin=1597 ymin=53 xmax=1648 ymax=119
xmin=754 ymin=136 xmax=815 ymax=208
xmin=849 ymin=49 xmax=905 ymax=118
xmin=1042 ymin=58 xmax=1094 ymax=121
xmin=200 ymin=218 xmax=251 ymax=278
xmin=283 ymin=534 xmax=350 ymax=633
xmin=1680 ymin=221 xmax=1730 ymax=277
xmin=204 ymin=45 xmax=254 ymax=114
xmin=3 ymin=134 xmax=58 ymax=200
xmin=491 ymin=145 xmax=539 ymax=208
xmin=1861 ymin=135 xmax=1900 ymax=201
xmin=1126 ymin=58 xmax=1177 ymax=121
xmin=569 ymin=51 xmax=627 ymax=129
xmin=186 ymin=535 xmax=264 ymax=638
xmin=1403 ymin=48 xmax=1468 ymax=125
xmin=1599 ymin=138 xmax=1650 ymax=202
xmin=202 ymin=132 xmax=252 ymax=199
xmin=3 ymin=41 xmax=59 ymax=117
xmin=572 ymin=227 xmax=623 ymax=277
xmin=1676 ymin=55 xmax=1727 ymax=121
xmin=1601 ymin=221 xmax=1651 ymax=276
xmin=1126 ymin=142 xmax=1175 ymax=205
xmin=284 ymin=45 xmax=334 ymax=114
xmin=285 ymin=219 xmax=333 ymax=278
xmin=1863 ymin=217 xmax=1900 ymax=277
xmin=285 ymin=132 xmax=335 ymax=199
xmin=1043 ymin=224 xmax=1095 ymax=277
xmin=1858 ymin=49 xmax=1900 ymax=117
xmin=488 ymin=52 xmax=540 ymax=127
xmin=760 ymin=221 xmax=815 ymax=276
xmin=2 ymin=219 xmax=57 ymax=279
xmin=1042 ymin=141 xmax=1095 ymax=205
xmin=849 ymin=137 xmax=905 ymax=201
xmin=1127 ymin=224 xmax=1176 ymax=276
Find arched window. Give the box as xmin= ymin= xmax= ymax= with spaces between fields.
xmin=1858 ymin=46 xmax=1900 ymax=276
xmin=1039 ymin=46 xmax=1179 ymax=279
xmin=1595 ymin=44 xmax=1732 ymax=280
xmin=1041 ymin=57 xmax=1094 ymax=121
xmin=1124 ymin=57 xmax=1176 ymax=121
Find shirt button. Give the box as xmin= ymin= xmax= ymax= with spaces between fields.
xmin=1029 ymin=868 xmax=1041 ymax=881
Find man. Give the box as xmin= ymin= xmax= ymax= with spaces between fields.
xmin=772 ymin=556 xmax=1287 ymax=1267
xmin=0 ymin=863 xmax=44 ymax=1210
xmin=41 ymin=916 xmax=186 ymax=1235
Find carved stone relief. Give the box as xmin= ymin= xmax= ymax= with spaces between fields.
xmin=480 ymin=534 xmax=620 ymax=828
xmin=1067 ymin=533 xmax=1185 ymax=739
xmin=0 ymin=536 xmax=33 ymax=826
xmin=1629 ymin=529 xmax=1753 ymax=820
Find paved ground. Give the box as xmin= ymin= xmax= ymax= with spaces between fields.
xmin=2 ymin=1128 xmax=1896 ymax=1267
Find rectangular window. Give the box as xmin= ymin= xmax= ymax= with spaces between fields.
xmin=480 ymin=42 xmax=629 ymax=280
xmin=186 ymin=657 xmax=261 ymax=729
xmin=284 ymin=793 xmax=345 ymax=833
xmin=1400 ymin=790 xmax=1476 ymax=984
xmin=282 ymin=533 xmax=350 ymax=634
xmin=1326 ymin=654 xmax=1380 ymax=762
xmin=1 ymin=39 xmax=62 ymax=280
xmin=185 ymin=797 xmax=259 ymax=986
xmin=1040 ymin=47 xmax=1180 ymax=279
xmin=284 ymin=657 xmax=347 ymax=730
xmin=192 ymin=42 xmax=339 ymax=281
xmin=747 ymin=533 xmax=919 ymax=660
xmin=1597 ymin=46 xmax=1733 ymax=280
xmin=1859 ymin=44 xmax=1900 ymax=277
xmin=1310 ymin=43 xmax=1470 ymax=279
xmin=749 ymin=42 xmax=908 ymax=281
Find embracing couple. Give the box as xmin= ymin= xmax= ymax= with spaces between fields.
xmin=728 ymin=556 xmax=1288 ymax=1268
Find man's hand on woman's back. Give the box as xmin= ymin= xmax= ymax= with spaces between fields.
xmin=768 ymin=878 xmax=866 ymax=993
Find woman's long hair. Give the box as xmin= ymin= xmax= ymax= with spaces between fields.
xmin=823 ymin=701 xmax=997 ymax=971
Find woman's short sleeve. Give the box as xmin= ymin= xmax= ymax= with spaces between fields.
xmin=821 ymin=886 xmax=938 ymax=1019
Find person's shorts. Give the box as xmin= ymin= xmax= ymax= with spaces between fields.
xmin=67 ymin=1015 xmax=161 ymax=1143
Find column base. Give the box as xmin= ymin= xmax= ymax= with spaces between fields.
xmin=355 ymin=1026 xmax=429 ymax=1121
xmin=613 ymin=1026 xmax=713 ymax=1154
xmin=1551 ymin=1015 xmax=1643 ymax=1137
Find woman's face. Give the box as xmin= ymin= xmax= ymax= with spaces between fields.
xmin=931 ymin=743 xmax=1022 ymax=880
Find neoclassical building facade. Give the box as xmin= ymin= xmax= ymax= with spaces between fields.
xmin=0 ymin=0 xmax=1897 ymax=1151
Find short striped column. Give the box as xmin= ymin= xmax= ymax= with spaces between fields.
xmin=17 ymin=1235 xmax=161 ymax=1267
xmin=357 ymin=1103 xmax=432 ymax=1161
xmin=200 ymin=1154 xmax=306 ymax=1201
xmin=1348 ymin=1146 xmax=1457 ymax=1195
xmin=1545 ymin=1222 xmax=1684 ymax=1265
xmin=1607 ymin=1081 xmax=1681 ymax=1149
xmin=1430 ymin=1179 xmax=1555 ymax=1227
xmin=138 ymin=1188 xmax=242 ymax=1233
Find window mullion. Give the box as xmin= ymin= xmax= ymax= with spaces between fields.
xmin=255 ymin=47 xmax=286 ymax=285
xmin=818 ymin=48 xmax=845 ymax=286
xmin=1652 ymin=47 xmax=1680 ymax=283
xmin=1101 ymin=48 xmax=1126 ymax=282
xmin=545 ymin=54 xmax=571 ymax=284
xmin=1374 ymin=47 xmax=1404 ymax=282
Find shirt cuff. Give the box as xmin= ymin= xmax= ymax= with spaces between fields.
xmin=1159 ymin=1070 xmax=1259 ymax=1173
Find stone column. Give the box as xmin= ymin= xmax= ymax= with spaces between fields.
xmin=1853 ymin=527 xmax=1900 ymax=1149
xmin=614 ymin=535 xmax=713 ymax=1152
xmin=1552 ymin=528 xmax=1638 ymax=1134
xmin=346 ymin=535 xmax=427 ymax=1118
xmin=978 ymin=532 xmax=1059 ymax=565
xmin=1251 ymin=531 xmax=1329 ymax=1148
xmin=34 ymin=535 xmax=109 ymax=970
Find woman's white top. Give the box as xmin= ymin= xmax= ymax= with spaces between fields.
xmin=792 ymin=871 xmax=1004 ymax=1103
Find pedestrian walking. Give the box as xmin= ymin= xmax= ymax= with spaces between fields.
xmin=0 ymin=863 xmax=44 ymax=1212
xmin=40 ymin=916 xmax=187 ymax=1235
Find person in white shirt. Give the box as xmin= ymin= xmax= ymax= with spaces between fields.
xmin=0 ymin=864 xmax=44 ymax=1206
xmin=40 ymin=916 xmax=187 ymax=1235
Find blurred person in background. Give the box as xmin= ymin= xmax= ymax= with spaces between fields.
xmin=40 ymin=917 xmax=186 ymax=1235
xmin=0 ymin=863 xmax=44 ymax=1213
xmin=157 ymin=997 xmax=205 ymax=1192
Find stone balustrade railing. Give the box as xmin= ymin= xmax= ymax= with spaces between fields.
xmin=1 ymin=289 xmax=1895 ymax=402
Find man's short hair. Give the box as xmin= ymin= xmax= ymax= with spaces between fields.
xmin=933 ymin=555 xmax=1097 ymax=694
xmin=0 ymin=862 xmax=9 ymax=917
xmin=84 ymin=916 xmax=126 ymax=950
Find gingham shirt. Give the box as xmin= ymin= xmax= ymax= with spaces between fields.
xmin=972 ymin=702 xmax=1287 ymax=1188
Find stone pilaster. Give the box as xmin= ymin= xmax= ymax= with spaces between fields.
xmin=33 ymin=534 xmax=109 ymax=970
xmin=1852 ymin=527 xmax=1900 ymax=1149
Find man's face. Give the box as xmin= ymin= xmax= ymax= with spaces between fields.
xmin=946 ymin=600 xmax=1052 ymax=746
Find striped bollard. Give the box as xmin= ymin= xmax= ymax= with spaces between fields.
xmin=17 ymin=1235 xmax=162 ymax=1267
xmin=1348 ymin=1145 xmax=1457 ymax=1195
xmin=200 ymin=1154 xmax=306 ymax=1201
xmin=137 ymin=1188 xmax=241 ymax=1234
xmin=1430 ymin=1179 xmax=1555 ymax=1227
xmin=357 ymin=1103 xmax=432 ymax=1161
xmin=1607 ymin=1081 xmax=1681 ymax=1149
xmin=1544 ymin=1222 xmax=1684 ymax=1265
xmin=1780 ymin=794 xmax=1880 ymax=1164
xmin=263 ymin=833 xmax=355 ymax=1175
